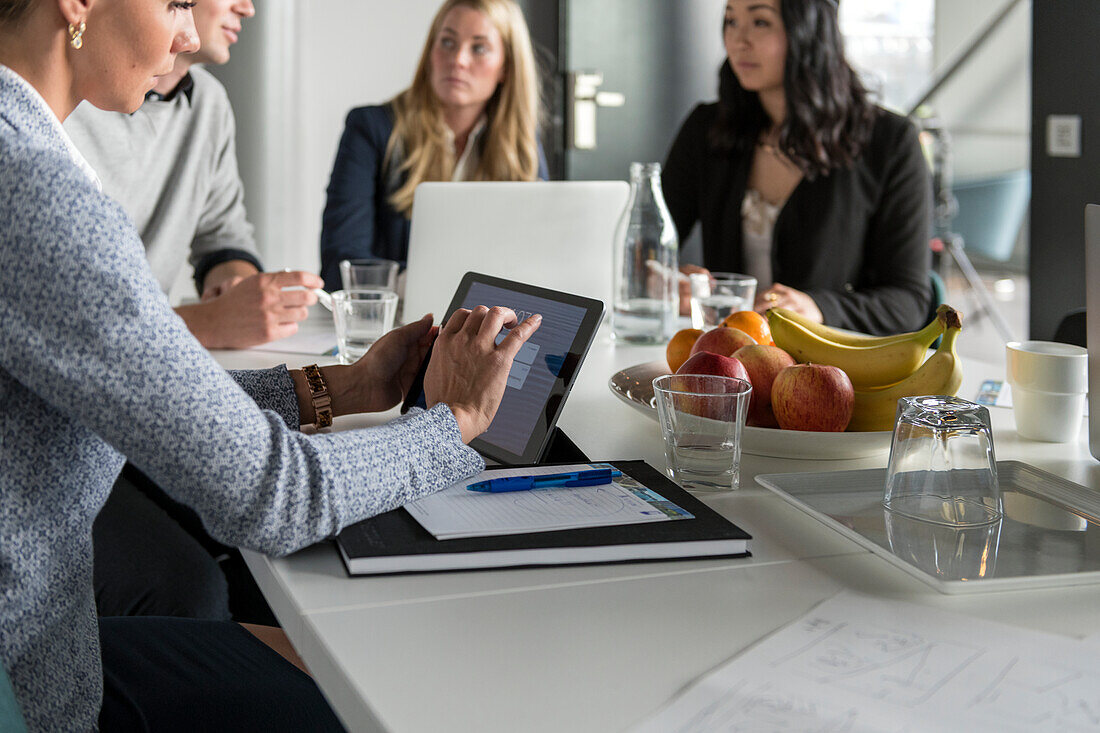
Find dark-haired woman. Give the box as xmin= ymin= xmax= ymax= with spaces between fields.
xmin=663 ymin=0 xmax=932 ymax=335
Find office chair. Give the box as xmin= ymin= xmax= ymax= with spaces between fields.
xmin=1053 ymin=307 xmax=1087 ymax=348
xmin=0 ymin=663 xmax=27 ymax=733
xmin=919 ymin=119 xmax=1017 ymax=343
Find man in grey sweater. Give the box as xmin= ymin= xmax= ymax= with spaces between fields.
xmin=65 ymin=0 xmax=314 ymax=350
xmin=64 ymin=0 xmax=318 ymax=624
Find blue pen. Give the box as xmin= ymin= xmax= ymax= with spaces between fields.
xmin=467 ymin=468 xmax=623 ymax=493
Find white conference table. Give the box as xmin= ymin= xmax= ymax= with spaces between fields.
xmin=215 ymin=311 xmax=1100 ymax=732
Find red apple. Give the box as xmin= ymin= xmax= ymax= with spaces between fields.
xmin=675 ymin=351 xmax=750 ymax=383
xmin=671 ymin=352 xmax=752 ymax=421
xmin=771 ymin=363 xmax=854 ymax=432
xmin=734 ymin=344 xmax=797 ymax=428
xmin=689 ymin=327 xmax=757 ymax=359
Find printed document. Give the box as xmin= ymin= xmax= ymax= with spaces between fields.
xmin=406 ymin=463 xmax=694 ymax=540
xmin=634 ymin=592 xmax=1100 ymax=733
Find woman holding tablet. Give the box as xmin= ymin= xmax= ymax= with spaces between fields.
xmin=0 ymin=0 xmax=538 ymax=729
xmin=663 ymin=0 xmax=932 ymax=335
xmin=319 ymin=0 xmax=548 ymax=291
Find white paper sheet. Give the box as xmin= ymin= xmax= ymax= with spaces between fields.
xmin=633 ymin=592 xmax=1100 ymax=733
xmin=249 ymin=330 xmax=337 ymax=356
xmin=405 ymin=463 xmax=693 ymax=540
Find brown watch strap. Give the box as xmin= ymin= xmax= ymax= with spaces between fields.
xmin=302 ymin=364 xmax=333 ymax=429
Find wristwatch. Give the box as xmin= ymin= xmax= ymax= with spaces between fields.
xmin=302 ymin=364 xmax=333 ymax=429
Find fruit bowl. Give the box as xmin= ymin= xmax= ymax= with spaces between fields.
xmin=609 ymin=361 xmax=893 ymax=460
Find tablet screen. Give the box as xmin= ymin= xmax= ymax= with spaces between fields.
xmin=403 ymin=273 xmax=604 ymax=465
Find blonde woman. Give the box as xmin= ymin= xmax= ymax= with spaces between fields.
xmin=320 ymin=0 xmax=547 ymax=291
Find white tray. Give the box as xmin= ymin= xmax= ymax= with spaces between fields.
xmin=609 ymin=360 xmax=892 ymax=460
xmin=756 ymin=461 xmax=1100 ymax=594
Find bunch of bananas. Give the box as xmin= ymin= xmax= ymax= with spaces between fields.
xmin=767 ymin=306 xmax=964 ymax=432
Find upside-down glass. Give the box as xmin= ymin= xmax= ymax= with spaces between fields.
xmin=339 ymin=258 xmax=399 ymax=292
xmin=331 ymin=288 xmax=399 ymax=364
xmin=884 ymin=508 xmax=1002 ymax=581
xmin=883 ymin=395 xmax=1002 ymax=526
xmin=689 ymin=272 xmax=757 ymax=330
xmin=653 ymin=374 xmax=752 ymax=491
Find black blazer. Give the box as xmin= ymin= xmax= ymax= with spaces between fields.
xmin=662 ymin=103 xmax=932 ymax=336
xmin=319 ymin=105 xmax=550 ymax=293
xmin=320 ymin=105 xmax=409 ymax=292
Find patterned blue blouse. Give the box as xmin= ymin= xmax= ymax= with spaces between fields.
xmin=0 ymin=66 xmax=484 ymax=731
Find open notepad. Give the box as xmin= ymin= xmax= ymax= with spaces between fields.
xmin=335 ymin=461 xmax=751 ymax=575
xmin=405 ymin=463 xmax=694 ymax=540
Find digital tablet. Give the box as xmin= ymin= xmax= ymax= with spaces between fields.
xmin=401 ymin=272 xmax=604 ymax=465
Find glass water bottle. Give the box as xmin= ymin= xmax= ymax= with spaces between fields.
xmin=612 ymin=162 xmax=679 ymax=343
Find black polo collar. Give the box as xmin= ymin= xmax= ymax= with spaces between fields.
xmin=144 ymin=72 xmax=195 ymax=104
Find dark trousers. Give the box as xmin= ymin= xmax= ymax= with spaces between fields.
xmin=99 ymin=617 xmax=346 ymax=732
xmin=93 ymin=464 xmax=276 ymax=624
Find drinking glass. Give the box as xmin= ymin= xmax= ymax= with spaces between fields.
xmin=884 ymin=508 xmax=1001 ymax=581
xmin=883 ymin=395 xmax=1002 ymax=526
xmin=653 ymin=374 xmax=752 ymax=492
xmin=689 ymin=272 xmax=757 ymax=330
xmin=332 ymin=289 xmax=399 ymax=365
xmin=339 ymin=258 xmax=399 ymax=292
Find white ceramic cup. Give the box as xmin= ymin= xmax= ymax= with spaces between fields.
xmin=1005 ymin=340 xmax=1088 ymax=443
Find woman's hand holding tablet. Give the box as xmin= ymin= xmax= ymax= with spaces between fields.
xmin=402 ymin=273 xmax=606 ymax=465
xmin=425 ymin=306 xmax=543 ymax=443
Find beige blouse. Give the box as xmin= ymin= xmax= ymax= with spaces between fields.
xmin=741 ymin=188 xmax=781 ymax=287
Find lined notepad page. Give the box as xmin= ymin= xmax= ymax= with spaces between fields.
xmin=405 ymin=463 xmax=693 ymax=540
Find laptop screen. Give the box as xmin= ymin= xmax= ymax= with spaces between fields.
xmin=402 ymin=182 xmax=628 ymax=320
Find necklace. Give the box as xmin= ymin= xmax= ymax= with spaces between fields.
xmin=756 ymin=140 xmax=783 ymax=156
xmin=755 ymin=138 xmax=799 ymax=170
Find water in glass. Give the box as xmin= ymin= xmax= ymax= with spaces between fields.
xmin=691 ymin=294 xmax=752 ymax=329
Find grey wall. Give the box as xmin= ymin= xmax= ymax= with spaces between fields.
xmin=516 ymin=0 xmax=563 ymax=177
xmin=1029 ymin=2 xmax=1100 ymax=340
xmin=211 ymin=0 xmax=444 ymax=274
xmin=933 ymin=0 xmax=1030 ymax=182
xmin=563 ymin=0 xmax=725 ymax=182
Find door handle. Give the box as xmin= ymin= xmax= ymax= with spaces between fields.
xmin=566 ymin=71 xmax=625 ymax=150
xmin=595 ymin=91 xmax=625 ymax=107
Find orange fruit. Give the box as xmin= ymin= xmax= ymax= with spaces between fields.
xmin=666 ymin=328 xmax=703 ymax=372
xmin=721 ymin=310 xmax=771 ymax=345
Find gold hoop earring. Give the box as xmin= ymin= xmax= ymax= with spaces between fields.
xmin=69 ymin=21 xmax=86 ymax=50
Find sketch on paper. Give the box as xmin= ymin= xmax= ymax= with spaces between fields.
xmin=633 ymin=593 xmax=1100 ymax=733
xmin=771 ymin=617 xmax=985 ymax=706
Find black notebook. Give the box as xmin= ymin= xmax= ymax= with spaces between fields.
xmin=335 ymin=461 xmax=751 ymax=575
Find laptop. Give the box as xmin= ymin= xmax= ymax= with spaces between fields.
xmin=402 ymin=181 xmax=629 ymax=322
xmin=1086 ymin=204 xmax=1099 ymax=461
